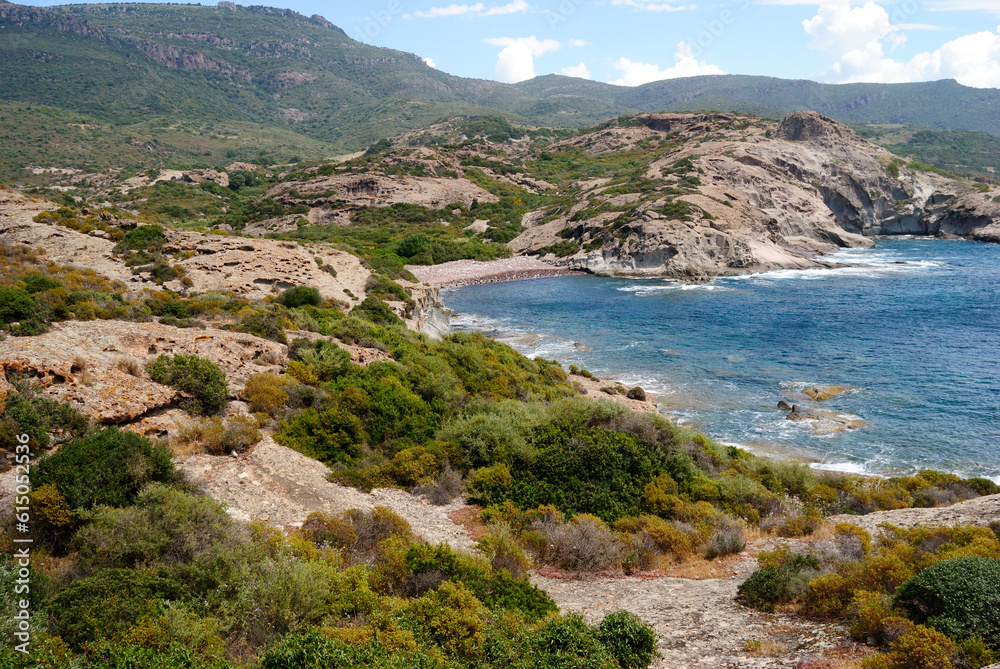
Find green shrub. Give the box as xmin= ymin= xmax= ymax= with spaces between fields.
xmin=278 ymin=285 xmax=323 ymax=309
xmin=598 ymin=610 xmax=660 ymax=669
xmin=0 ymin=285 xmax=41 ymax=325
xmin=0 ymin=392 xmax=89 ymax=452
xmin=47 ymin=569 xmax=184 ymax=648
xmin=258 ymin=629 xmax=362 ymax=669
xmin=147 ymin=354 xmax=229 ymax=415
xmin=366 ymin=274 xmax=413 ymax=305
xmin=114 ymin=225 xmax=167 ymax=253
xmin=75 ymin=484 xmax=244 ymax=570
xmin=737 ymin=553 xmax=821 ymax=612
xmin=274 ymin=407 xmax=365 ymax=464
xmin=292 ymin=339 xmax=353 ymax=382
xmin=894 ymin=557 xmax=1000 ymax=649
xmin=350 ymin=297 xmax=404 ymax=327
xmin=528 ymin=613 xmax=619 ymax=669
xmin=32 ymin=428 xmax=178 ymax=510
xmin=20 ymin=273 xmax=63 ymax=293
xmin=337 ymin=362 xmax=439 ymax=446
xmin=236 ymin=307 xmax=287 ymax=344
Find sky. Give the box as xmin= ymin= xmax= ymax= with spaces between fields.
xmin=26 ymin=0 xmax=1000 ymax=88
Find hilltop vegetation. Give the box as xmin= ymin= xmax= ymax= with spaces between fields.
xmin=2 ymin=2 xmax=1000 ymax=182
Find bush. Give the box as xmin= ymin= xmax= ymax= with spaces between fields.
xmin=598 ymin=610 xmax=660 ymax=669
xmin=737 ymin=551 xmax=820 ymax=612
xmin=148 ymin=354 xmax=229 ymax=415
xmin=705 ymin=520 xmax=746 ymax=559
xmin=274 ymin=407 xmax=365 ymax=464
xmin=278 ymin=285 xmax=323 ymax=308
xmin=475 ymin=523 xmax=530 ymax=578
xmin=0 ymin=392 xmax=89 ymax=453
xmin=258 ymin=629 xmax=362 ymax=669
xmin=350 ymin=296 xmax=404 ymax=327
xmin=0 ymin=285 xmax=41 ymax=325
xmin=47 ymin=569 xmax=184 ymax=648
xmin=113 ymin=225 xmax=167 ymax=253
xmin=894 ymin=557 xmax=1000 ymax=649
xmin=863 ymin=624 xmax=958 ymax=669
xmin=236 ymin=307 xmax=287 ymax=344
xmin=244 ymin=373 xmax=288 ymax=416
xmin=293 ymin=339 xmax=352 ymax=382
xmin=32 ymin=428 xmax=178 ymax=510
xmin=74 ymin=484 xmax=244 ymax=570
xmin=176 ymin=415 xmax=262 ymax=455
xmin=544 ymin=514 xmax=624 ymax=572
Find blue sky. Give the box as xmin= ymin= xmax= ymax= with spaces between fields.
xmin=27 ymin=0 xmax=1000 ymax=87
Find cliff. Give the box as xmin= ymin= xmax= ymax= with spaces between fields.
xmin=508 ymin=111 xmax=1000 ymax=278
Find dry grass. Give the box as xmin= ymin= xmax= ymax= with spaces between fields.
xmin=447 ymin=505 xmax=489 ymax=541
xmin=661 ymin=553 xmax=745 ymax=579
xmin=796 ymin=644 xmax=878 ymax=669
xmin=116 ymin=357 xmax=143 ymax=377
xmin=743 ymin=638 xmax=790 ymax=657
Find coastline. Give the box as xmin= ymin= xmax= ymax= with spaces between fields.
xmin=437 ymin=247 xmax=1000 ymax=484
xmin=407 ymin=257 xmax=580 ymax=288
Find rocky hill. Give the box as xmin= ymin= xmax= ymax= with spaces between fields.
xmin=239 ymin=110 xmax=1000 ymax=279
xmin=3 ymin=2 xmax=1000 ymax=182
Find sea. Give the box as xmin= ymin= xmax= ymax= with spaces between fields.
xmin=443 ymin=239 xmax=1000 ymax=482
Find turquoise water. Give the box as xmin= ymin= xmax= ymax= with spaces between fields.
xmin=444 ymin=240 xmax=1000 ymax=481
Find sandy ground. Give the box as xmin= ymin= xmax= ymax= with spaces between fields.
xmin=407 ymin=257 xmax=578 ymax=287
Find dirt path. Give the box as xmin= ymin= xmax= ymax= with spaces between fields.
xmin=533 ymin=548 xmax=848 ymax=669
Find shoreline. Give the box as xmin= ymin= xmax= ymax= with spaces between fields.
xmin=407 ymin=257 xmax=580 ymax=288
xmin=439 ymin=273 xmax=1000 ymax=485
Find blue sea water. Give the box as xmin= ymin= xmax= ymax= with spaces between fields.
xmin=444 ymin=239 xmax=1000 ymax=481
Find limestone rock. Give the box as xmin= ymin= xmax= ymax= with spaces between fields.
xmin=509 ymin=111 xmax=1000 ymax=278
xmin=266 ymin=172 xmax=497 ymax=209
xmin=0 ymin=320 xmax=284 ymax=423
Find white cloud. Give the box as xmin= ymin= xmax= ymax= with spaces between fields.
xmin=481 ymin=0 xmax=530 ymax=16
xmin=424 ymin=57 xmax=437 ymax=68
xmin=570 ymin=39 xmax=590 ymax=47
xmin=560 ymin=62 xmax=591 ymax=79
xmin=409 ymin=3 xmax=483 ymax=18
xmin=804 ymin=2 xmax=1000 ymax=88
xmin=611 ymin=0 xmax=696 ymax=10
xmin=487 ymin=36 xmax=561 ymax=83
xmin=610 ymin=42 xmax=724 ymax=86
xmin=406 ymin=0 xmax=528 ymax=18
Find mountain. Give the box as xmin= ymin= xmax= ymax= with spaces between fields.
xmin=518 ymin=75 xmax=1000 ymax=137
xmin=1 ymin=1 xmax=1000 ymax=181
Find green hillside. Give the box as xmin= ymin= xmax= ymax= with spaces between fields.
xmin=1 ymin=1 xmax=999 ymax=182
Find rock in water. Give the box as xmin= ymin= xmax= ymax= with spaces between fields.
xmin=804 ymin=385 xmax=852 ymax=401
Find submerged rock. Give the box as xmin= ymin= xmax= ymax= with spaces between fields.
xmin=785 ymin=404 xmax=867 ymax=435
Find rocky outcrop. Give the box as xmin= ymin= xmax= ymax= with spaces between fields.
xmin=511 ymin=111 xmax=1000 ymax=278
xmin=160 ymin=230 xmax=369 ymax=305
xmin=266 ymin=173 xmax=498 ymax=209
xmin=121 ymin=36 xmax=251 ymax=80
xmin=0 ymin=320 xmax=284 ymax=424
xmin=405 ymin=284 xmax=453 ymax=340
